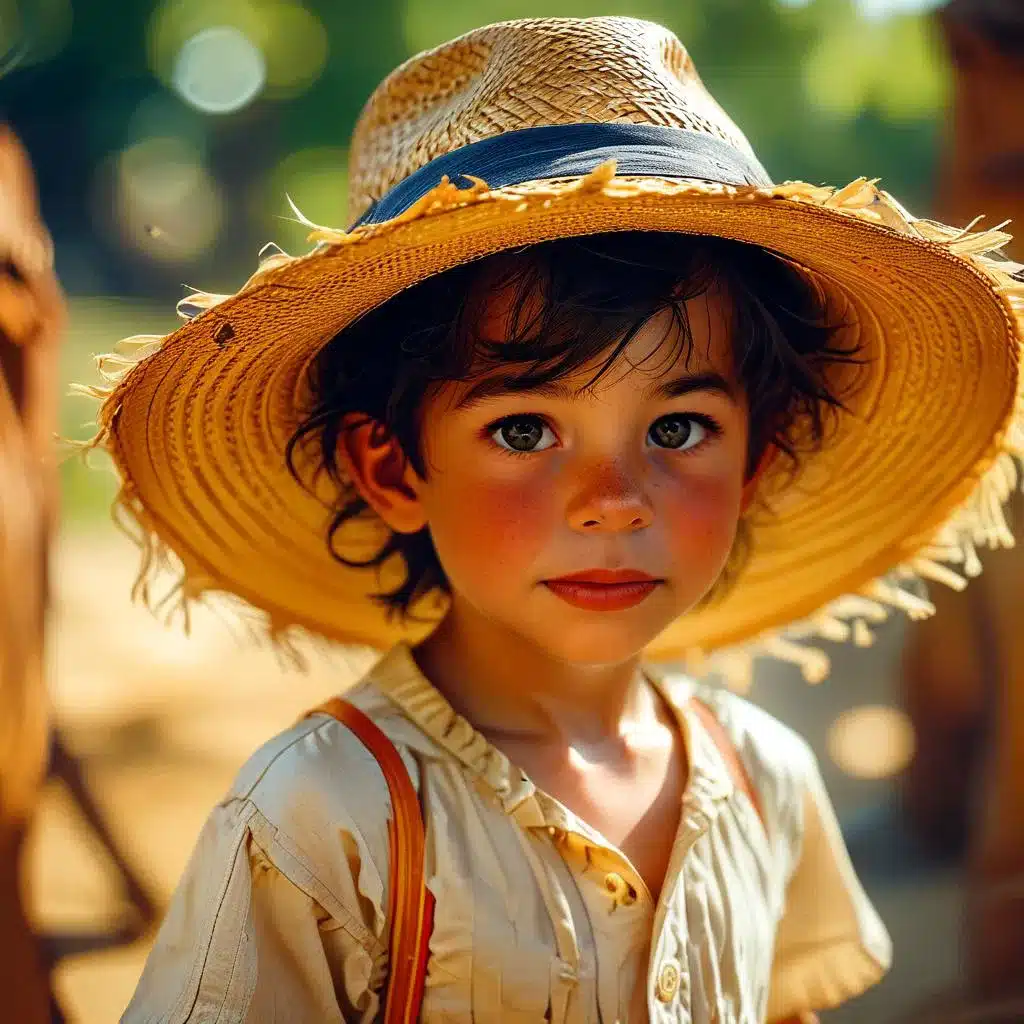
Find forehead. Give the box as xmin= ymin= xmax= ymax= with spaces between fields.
xmin=468 ymin=263 xmax=738 ymax=390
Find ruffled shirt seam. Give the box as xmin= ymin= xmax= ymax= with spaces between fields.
xmin=245 ymin=805 xmax=385 ymax=957
xmin=165 ymin=800 xmax=259 ymax=1024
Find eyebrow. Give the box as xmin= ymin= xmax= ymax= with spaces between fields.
xmin=453 ymin=370 xmax=737 ymax=411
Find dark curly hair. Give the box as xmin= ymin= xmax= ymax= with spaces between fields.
xmin=287 ymin=231 xmax=858 ymax=619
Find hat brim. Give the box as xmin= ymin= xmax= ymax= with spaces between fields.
xmin=88 ymin=166 xmax=1024 ymax=683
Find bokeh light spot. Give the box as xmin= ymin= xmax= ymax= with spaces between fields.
xmin=150 ymin=0 xmax=326 ymax=103
xmin=171 ymin=25 xmax=266 ymax=115
xmin=827 ymin=705 xmax=916 ymax=780
xmin=109 ymin=137 xmax=223 ymax=263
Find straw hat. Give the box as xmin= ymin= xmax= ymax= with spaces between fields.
xmin=84 ymin=17 xmax=1024 ymax=685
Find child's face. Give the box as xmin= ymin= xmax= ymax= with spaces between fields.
xmin=350 ymin=277 xmax=757 ymax=665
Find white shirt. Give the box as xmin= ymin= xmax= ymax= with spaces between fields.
xmin=123 ymin=643 xmax=891 ymax=1023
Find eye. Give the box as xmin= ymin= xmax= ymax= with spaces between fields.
xmin=490 ymin=415 xmax=557 ymax=453
xmin=647 ymin=415 xmax=708 ymax=451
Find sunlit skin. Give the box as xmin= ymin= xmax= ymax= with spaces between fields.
xmin=339 ymin=271 xmax=785 ymax=1022
xmin=416 ymin=303 xmax=752 ymax=670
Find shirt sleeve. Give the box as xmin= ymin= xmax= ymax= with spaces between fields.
xmin=121 ymin=796 xmax=385 ymax=1024
xmin=766 ymin=745 xmax=892 ymax=1021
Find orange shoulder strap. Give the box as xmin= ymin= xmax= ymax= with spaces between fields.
xmin=309 ymin=699 xmax=434 ymax=1024
xmin=687 ymin=695 xmax=767 ymax=831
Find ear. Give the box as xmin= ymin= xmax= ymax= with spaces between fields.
xmin=740 ymin=443 xmax=777 ymax=514
xmin=336 ymin=415 xmax=428 ymax=534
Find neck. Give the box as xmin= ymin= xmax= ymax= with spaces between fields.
xmin=411 ymin=596 xmax=655 ymax=747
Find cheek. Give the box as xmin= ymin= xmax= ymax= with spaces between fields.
xmin=659 ymin=470 xmax=745 ymax=567
xmin=425 ymin=470 xmax=555 ymax=580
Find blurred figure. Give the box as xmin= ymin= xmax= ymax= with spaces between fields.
xmin=937 ymin=0 xmax=1024 ymax=263
xmin=901 ymin=496 xmax=1024 ymax=1020
xmin=899 ymin=2 xmax=1024 ymax=1018
xmin=0 ymin=126 xmax=65 ymax=1023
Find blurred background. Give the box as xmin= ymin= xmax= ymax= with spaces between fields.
xmin=3 ymin=0 xmax=1023 ymax=1020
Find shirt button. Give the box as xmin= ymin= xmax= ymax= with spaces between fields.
xmin=603 ymin=872 xmax=638 ymax=905
xmin=655 ymin=959 xmax=682 ymax=1002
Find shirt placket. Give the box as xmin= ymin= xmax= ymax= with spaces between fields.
xmin=649 ymin=810 xmax=705 ymax=1021
xmin=509 ymin=800 xmax=591 ymax=1023
xmin=647 ymin=766 xmax=731 ymax=1024
xmin=521 ymin=795 xmax=661 ymax=1024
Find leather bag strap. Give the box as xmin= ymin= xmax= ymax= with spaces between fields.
xmin=309 ymin=699 xmax=434 ymax=1024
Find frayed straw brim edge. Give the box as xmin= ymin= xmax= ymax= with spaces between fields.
xmin=69 ymin=162 xmax=1024 ymax=685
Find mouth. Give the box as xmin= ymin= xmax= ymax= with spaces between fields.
xmin=542 ymin=569 xmax=663 ymax=611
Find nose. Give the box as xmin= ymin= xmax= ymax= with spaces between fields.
xmin=566 ymin=460 xmax=654 ymax=533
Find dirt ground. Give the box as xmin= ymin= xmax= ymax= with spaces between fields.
xmin=26 ymin=526 xmax=962 ymax=1022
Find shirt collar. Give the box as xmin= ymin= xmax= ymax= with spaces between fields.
xmin=365 ymin=642 xmax=735 ymax=824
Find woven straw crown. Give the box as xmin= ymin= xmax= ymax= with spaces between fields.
xmin=346 ymin=18 xmax=755 ymax=223
xmin=79 ymin=17 xmax=1024 ymax=687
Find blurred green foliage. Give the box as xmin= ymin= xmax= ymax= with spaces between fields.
xmin=4 ymin=0 xmax=949 ymax=298
xmin=59 ymin=300 xmax=180 ymax=521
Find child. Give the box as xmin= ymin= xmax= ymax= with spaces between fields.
xmin=91 ymin=16 xmax=1024 ymax=1024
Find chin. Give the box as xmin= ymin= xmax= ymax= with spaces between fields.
xmin=519 ymin=612 xmax=672 ymax=667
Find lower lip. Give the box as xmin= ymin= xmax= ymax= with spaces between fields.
xmin=543 ymin=580 xmax=660 ymax=611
